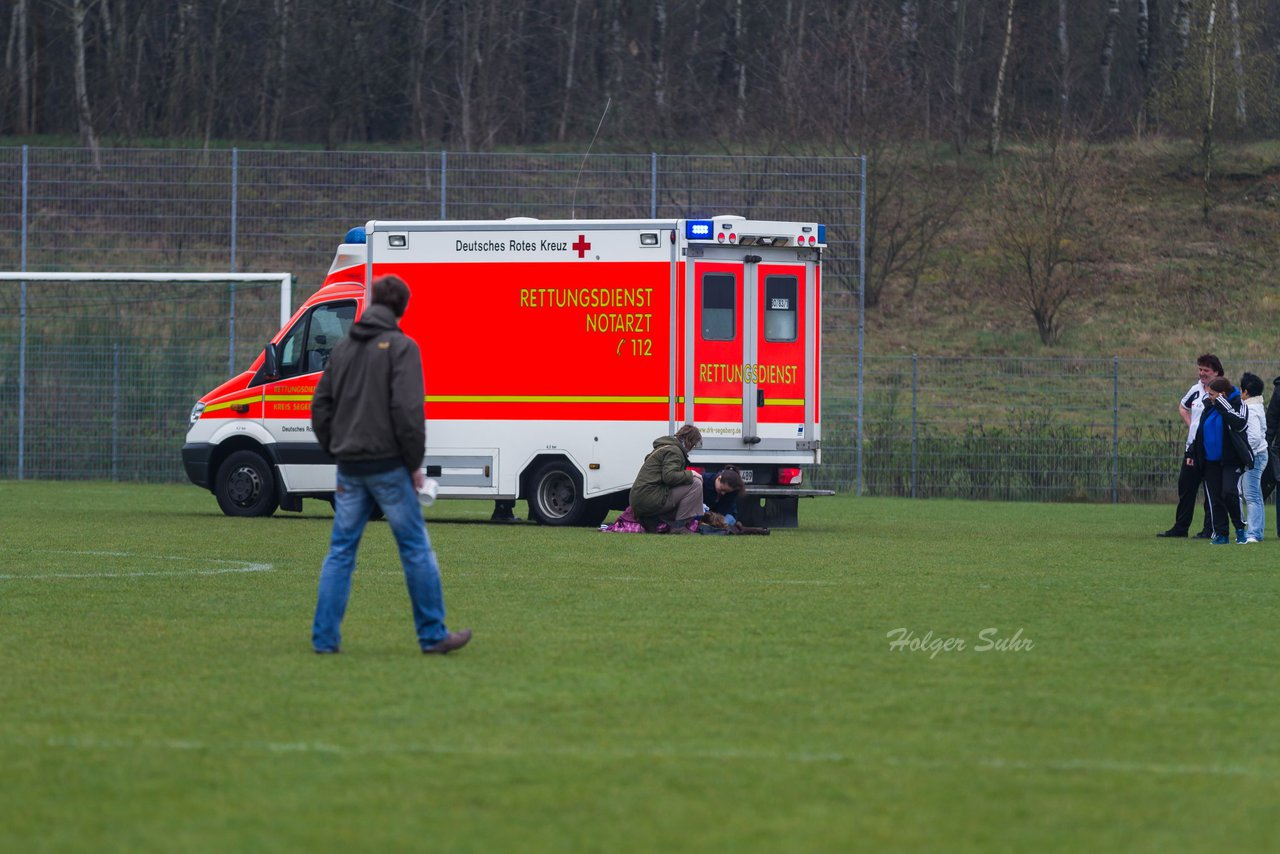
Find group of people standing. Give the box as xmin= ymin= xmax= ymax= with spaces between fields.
xmin=1158 ymin=353 xmax=1278 ymax=544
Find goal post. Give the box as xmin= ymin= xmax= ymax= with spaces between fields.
xmin=0 ymin=272 xmax=293 ymax=326
xmin=0 ymin=271 xmax=292 ymax=482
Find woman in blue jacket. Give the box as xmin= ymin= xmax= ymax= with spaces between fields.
xmin=1191 ymin=378 xmax=1253 ymax=544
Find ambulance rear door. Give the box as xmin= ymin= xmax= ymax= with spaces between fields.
xmin=684 ymin=237 xmax=819 ymax=458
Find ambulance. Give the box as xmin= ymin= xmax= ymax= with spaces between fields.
xmin=182 ymin=215 xmax=825 ymax=526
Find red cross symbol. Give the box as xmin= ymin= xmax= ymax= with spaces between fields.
xmin=572 ymin=234 xmax=591 ymax=258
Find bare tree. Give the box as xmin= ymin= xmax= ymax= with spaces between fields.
xmin=899 ymin=0 xmax=920 ymax=92
xmin=1136 ymin=0 xmax=1153 ymax=130
xmin=864 ymin=143 xmax=969 ymax=309
xmin=557 ymin=0 xmax=583 ymax=142
xmin=71 ymin=0 xmax=101 ymax=168
xmin=96 ymin=0 xmax=132 ymax=139
xmin=988 ymin=139 xmax=1101 ymax=346
xmin=731 ymin=0 xmax=746 ymax=128
xmin=1229 ymin=0 xmax=1246 ymax=125
xmin=789 ymin=4 xmax=970 ymax=311
xmin=1100 ymin=0 xmax=1121 ymax=103
xmin=1056 ymin=0 xmax=1069 ymax=128
xmin=1173 ymin=0 xmax=1195 ymax=71
xmin=257 ymin=0 xmax=293 ymax=141
xmin=651 ymin=0 xmax=667 ymax=112
xmin=3 ymin=0 xmax=1277 ymax=152
xmin=989 ymin=0 xmax=1015 ymax=156
xmin=164 ymin=1 xmax=198 ymax=136
xmin=1200 ymin=0 xmax=1220 ymax=220
xmin=947 ymin=0 xmax=971 ymax=152
xmin=200 ymin=0 xmax=230 ymax=151
xmin=6 ymin=0 xmax=33 ymax=134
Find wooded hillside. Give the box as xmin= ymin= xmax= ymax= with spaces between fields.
xmin=3 ymin=1 xmax=1277 ymax=151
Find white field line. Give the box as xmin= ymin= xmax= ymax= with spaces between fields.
xmin=20 ymin=734 xmax=1271 ymax=778
xmin=0 ymin=549 xmax=273 ymax=580
xmin=452 ymin=572 xmax=839 ymax=586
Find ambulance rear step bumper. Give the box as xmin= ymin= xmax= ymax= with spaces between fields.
xmin=737 ymin=486 xmax=836 ymax=529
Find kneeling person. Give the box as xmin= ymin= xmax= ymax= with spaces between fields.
xmin=629 ymin=424 xmax=703 ymax=534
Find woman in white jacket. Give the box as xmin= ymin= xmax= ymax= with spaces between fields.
xmin=1239 ymin=372 xmax=1269 ymax=543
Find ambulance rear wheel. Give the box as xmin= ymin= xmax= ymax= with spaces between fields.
xmin=215 ymin=450 xmax=279 ymax=517
xmin=528 ymin=461 xmax=589 ymax=527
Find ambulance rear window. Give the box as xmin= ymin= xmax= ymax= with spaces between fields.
xmin=702 ymin=274 xmax=736 ymax=341
xmin=764 ymin=276 xmax=798 ymax=342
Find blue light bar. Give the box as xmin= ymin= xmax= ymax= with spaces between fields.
xmin=817 ymin=224 xmax=826 ymax=245
xmin=685 ymin=220 xmax=714 ymax=240
xmin=344 ymin=226 xmax=367 ymax=244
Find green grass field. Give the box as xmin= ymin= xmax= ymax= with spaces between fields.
xmin=1 ymin=481 xmax=1277 ymax=851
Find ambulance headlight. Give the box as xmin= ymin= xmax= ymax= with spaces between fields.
xmin=189 ymin=402 xmax=206 ymax=426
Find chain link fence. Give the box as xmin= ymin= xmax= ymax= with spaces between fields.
xmin=852 ymin=355 xmax=1280 ymax=504
xmin=4 ymin=146 xmax=1261 ymax=503
xmin=0 ymin=147 xmax=864 ymax=294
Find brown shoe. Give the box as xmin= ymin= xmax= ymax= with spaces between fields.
xmin=422 ymin=628 xmax=472 ymax=654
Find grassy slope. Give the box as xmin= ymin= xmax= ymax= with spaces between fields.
xmin=866 ymin=139 xmax=1280 ymax=359
xmin=1 ymin=481 xmax=1276 ymax=851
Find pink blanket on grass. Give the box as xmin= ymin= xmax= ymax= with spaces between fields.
xmin=600 ymin=506 xmax=698 ymax=534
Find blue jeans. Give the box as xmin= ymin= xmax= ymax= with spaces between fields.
xmin=312 ymin=467 xmax=449 ymax=652
xmin=1242 ymin=449 xmax=1268 ymax=540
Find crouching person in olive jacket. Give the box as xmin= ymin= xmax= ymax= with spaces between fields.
xmin=629 ymin=424 xmax=703 ymax=534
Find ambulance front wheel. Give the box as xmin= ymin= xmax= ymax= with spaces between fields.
xmin=527 ymin=461 xmax=605 ymax=527
xmin=214 ymin=450 xmax=280 ymax=517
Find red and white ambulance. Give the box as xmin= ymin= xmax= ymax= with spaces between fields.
xmin=182 ymin=215 xmax=825 ymax=525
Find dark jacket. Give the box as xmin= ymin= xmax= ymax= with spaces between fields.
xmin=311 ymin=303 xmax=425 ymax=472
xmin=629 ymin=436 xmax=694 ymax=517
xmin=1191 ymin=388 xmax=1251 ymax=469
xmin=1267 ymin=377 xmax=1280 ymax=450
xmin=702 ymin=469 xmax=740 ymax=518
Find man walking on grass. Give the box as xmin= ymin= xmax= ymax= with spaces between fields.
xmin=310 ymin=274 xmax=471 ymax=655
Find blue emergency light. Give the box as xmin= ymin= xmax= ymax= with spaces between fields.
xmin=685 ymin=220 xmax=714 ymax=240
xmin=344 ymin=226 xmax=367 ymax=244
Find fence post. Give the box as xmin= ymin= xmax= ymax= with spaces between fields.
xmin=856 ymin=155 xmax=867 ymax=496
xmin=229 ymin=148 xmax=238 ymax=374
xmin=440 ymin=151 xmax=448 ymax=219
xmin=112 ymin=343 xmax=120 ymax=482
xmin=18 ymin=145 xmax=29 ymax=481
xmin=912 ymin=354 xmax=919 ymax=499
xmin=651 ymin=152 xmax=658 ymax=218
xmin=230 ymin=148 xmax=239 ymax=272
xmin=1113 ymin=355 xmax=1120 ymax=503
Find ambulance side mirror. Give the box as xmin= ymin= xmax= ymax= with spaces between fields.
xmin=261 ymin=343 xmax=281 ymax=381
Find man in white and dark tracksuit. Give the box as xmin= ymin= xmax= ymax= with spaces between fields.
xmin=1158 ymin=354 xmax=1223 ymax=538
xmin=1190 ymin=378 xmax=1251 ymax=544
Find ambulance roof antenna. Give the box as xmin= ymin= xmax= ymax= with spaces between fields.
xmin=571 ymin=97 xmax=611 ymax=220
